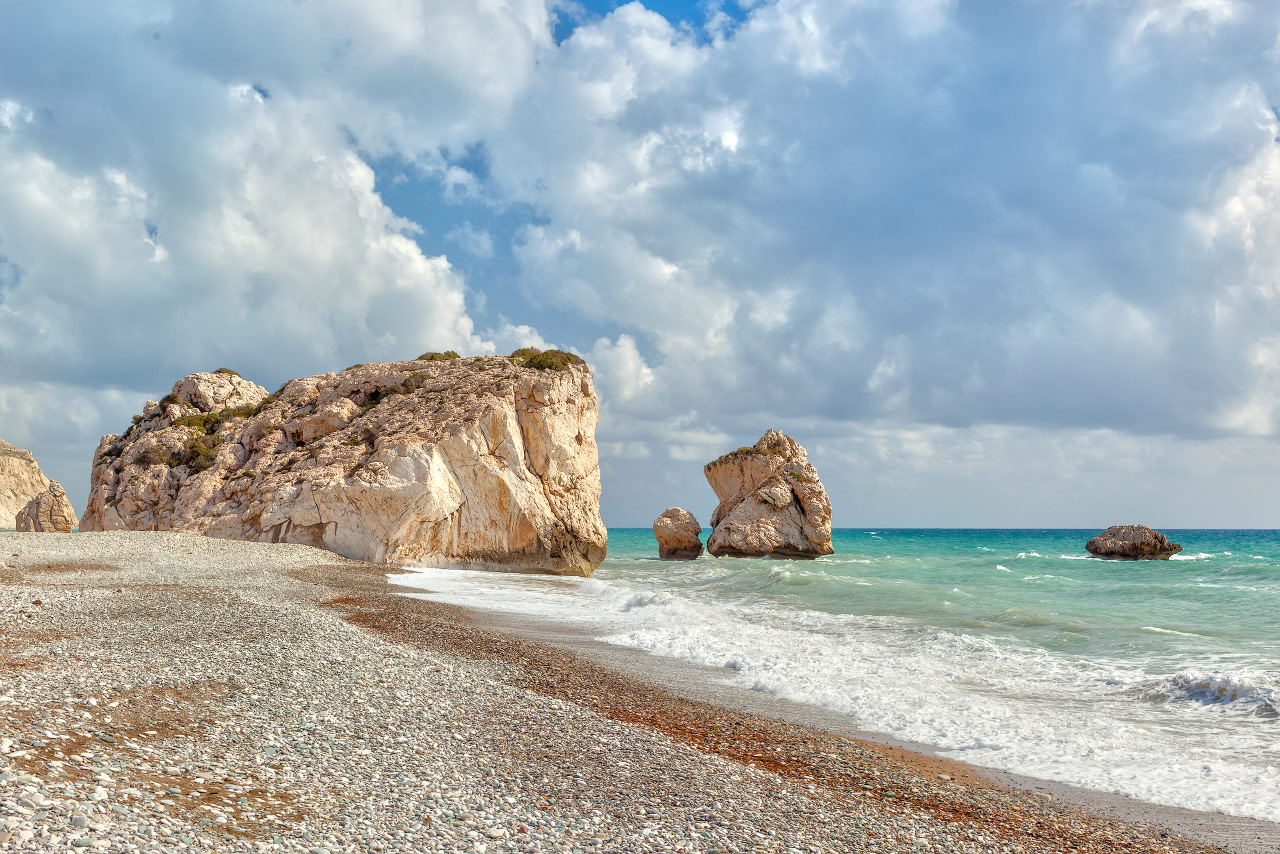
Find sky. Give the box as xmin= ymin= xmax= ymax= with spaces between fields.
xmin=1 ymin=0 xmax=1279 ymax=528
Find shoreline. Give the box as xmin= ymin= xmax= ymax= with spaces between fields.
xmin=424 ymin=590 xmax=1279 ymax=854
xmin=1 ymin=532 xmax=1274 ymax=853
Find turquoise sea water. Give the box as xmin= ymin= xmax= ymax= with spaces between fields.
xmin=392 ymin=529 xmax=1280 ymax=821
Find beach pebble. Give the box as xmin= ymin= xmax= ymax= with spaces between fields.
xmin=0 ymin=531 xmax=1227 ymax=854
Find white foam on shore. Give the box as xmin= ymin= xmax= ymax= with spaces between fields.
xmin=391 ymin=565 xmax=1280 ymax=823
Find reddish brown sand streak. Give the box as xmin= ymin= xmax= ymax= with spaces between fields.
xmin=295 ymin=564 xmax=1219 ymax=854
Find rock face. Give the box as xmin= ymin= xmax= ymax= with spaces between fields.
xmin=653 ymin=507 xmax=703 ymax=560
xmin=704 ymin=430 xmax=833 ymax=559
xmin=1 ymin=438 xmax=51 ymax=528
xmin=1086 ymin=525 xmax=1182 ymax=560
xmin=16 ymin=481 xmax=77 ymax=533
xmin=80 ymin=355 xmax=608 ymax=575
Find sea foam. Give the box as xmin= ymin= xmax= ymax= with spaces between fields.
xmin=389 ymin=530 xmax=1280 ymax=823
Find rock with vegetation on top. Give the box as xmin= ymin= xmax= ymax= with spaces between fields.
xmin=16 ymin=480 xmax=77 ymax=533
xmin=79 ymin=351 xmax=608 ymax=575
xmin=1085 ymin=525 xmax=1182 ymax=560
xmin=704 ymin=430 xmax=833 ymax=559
xmin=653 ymin=507 xmax=704 ymax=560
xmin=1 ymin=438 xmax=52 ymax=528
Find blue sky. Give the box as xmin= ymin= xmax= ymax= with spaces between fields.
xmin=2 ymin=0 xmax=1280 ymax=527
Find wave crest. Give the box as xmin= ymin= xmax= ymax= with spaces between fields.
xmin=1142 ymin=671 xmax=1278 ymax=717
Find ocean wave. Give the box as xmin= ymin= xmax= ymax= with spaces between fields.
xmin=1142 ymin=671 xmax=1279 ymax=718
xmin=1021 ymin=574 xmax=1077 ymax=583
xmin=978 ymin=608 xmax=1088 ymax=631
xmin=1140 ymin=626 xmax=1207 ymax=638
xmin=1057 ymin=554 xmax=1099 ymax=561
xmin=1016 ymin=551 xmax=1042 ymax=558
xmin=1170 ymin=552 xmax=1214 ymax=560
xmin=390 ymin=553 xmax=1280 ymax=822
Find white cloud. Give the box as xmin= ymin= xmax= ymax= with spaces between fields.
xmin=589 ymin=335 xmax=657 ymax=403
xmin=445 ymin=222 xmax=495 ymax=258
xmin=0 ymin=92 xmax=481 ymax=389
xmin=3 ymin=0 xmax=1280 ymax=523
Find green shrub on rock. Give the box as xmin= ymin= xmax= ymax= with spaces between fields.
xmin=416 ymin=351 xmax=460 ymax=362
xmin=172 ymin=412 xmax=222 ymax=434
xmin=511 ymin=348 xmax=585 ymax=371
xmin=186 ymin=434 xmax=223 ymax=472
xmin=133 ymin=445 xmax=173 ymax=467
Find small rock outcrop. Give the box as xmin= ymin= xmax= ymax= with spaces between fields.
xmin=80 ymin=354 xmax=608 ymax=575
xmin=1086 ymin=525 xmax=1182 ymax=560
xmin=16 ymin=481 xmax=76 ymax=533
xmin=1 ymin=438 xmax=51 ymax=528
xmin=653 ymin=507 xmax=703 ymax=560
xmin=704 ymin=430 xmax=833 ymax=559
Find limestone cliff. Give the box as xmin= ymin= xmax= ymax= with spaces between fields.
xmin=80 ymin=355 xmax=608 ymax=575
xmin=1 ymin=439 xmax=51 ymax=528
xmin=704 ymin=430 xmax=833 ymax=559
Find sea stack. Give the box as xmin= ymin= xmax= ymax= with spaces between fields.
xmin=16 ymin=480 xmax=77 ymax=533
xmin=1 ymin=438 xmax=52 ymax=528
xmin=80 ymin=352 xmax=608 ymax=575
xmin=653 ymin=507 xmax=704 ymax=560
xmin=1086 ymin=525 xmax=1182 ymax=560
xmin=704 ymin=430 xmax=833 ymax=559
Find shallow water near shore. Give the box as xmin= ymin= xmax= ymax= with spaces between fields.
xmin=392 ymin=528 xmax=1280 ymax=823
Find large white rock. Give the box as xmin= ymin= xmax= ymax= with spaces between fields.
xmin=80 ymin=355 xmax=608 ymax=575
xmin=704 ymin=430 xmax=833 ymax=559
xmin=16 ymin=480 xmax=77 ymax=533
xmin=0 ymin=438 xmax=51 ymax=528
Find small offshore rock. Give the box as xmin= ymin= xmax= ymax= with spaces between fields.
xmin=653 ymin=507 xmax=703 ymax=560
xmin=1085 ymin=525 xmax=1182 ymax=560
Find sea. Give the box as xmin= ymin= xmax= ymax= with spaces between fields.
xmin=390 ymin=529 xmax=1279 ymax=823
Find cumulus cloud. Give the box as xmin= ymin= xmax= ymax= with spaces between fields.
xmin=0 ymin=88 xmax=481 ymax=386
xmin=491 ymin=2 xmax=1276 ymax=423
xmin=2 ymin=0 xmax=1279 ymax=524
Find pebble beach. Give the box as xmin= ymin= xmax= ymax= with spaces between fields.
xmin=0 ymin=532 xmax=1268 ymax=853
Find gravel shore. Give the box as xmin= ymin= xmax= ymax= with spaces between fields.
xmin=0 ymin=532 xmax=1246 ymax=853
